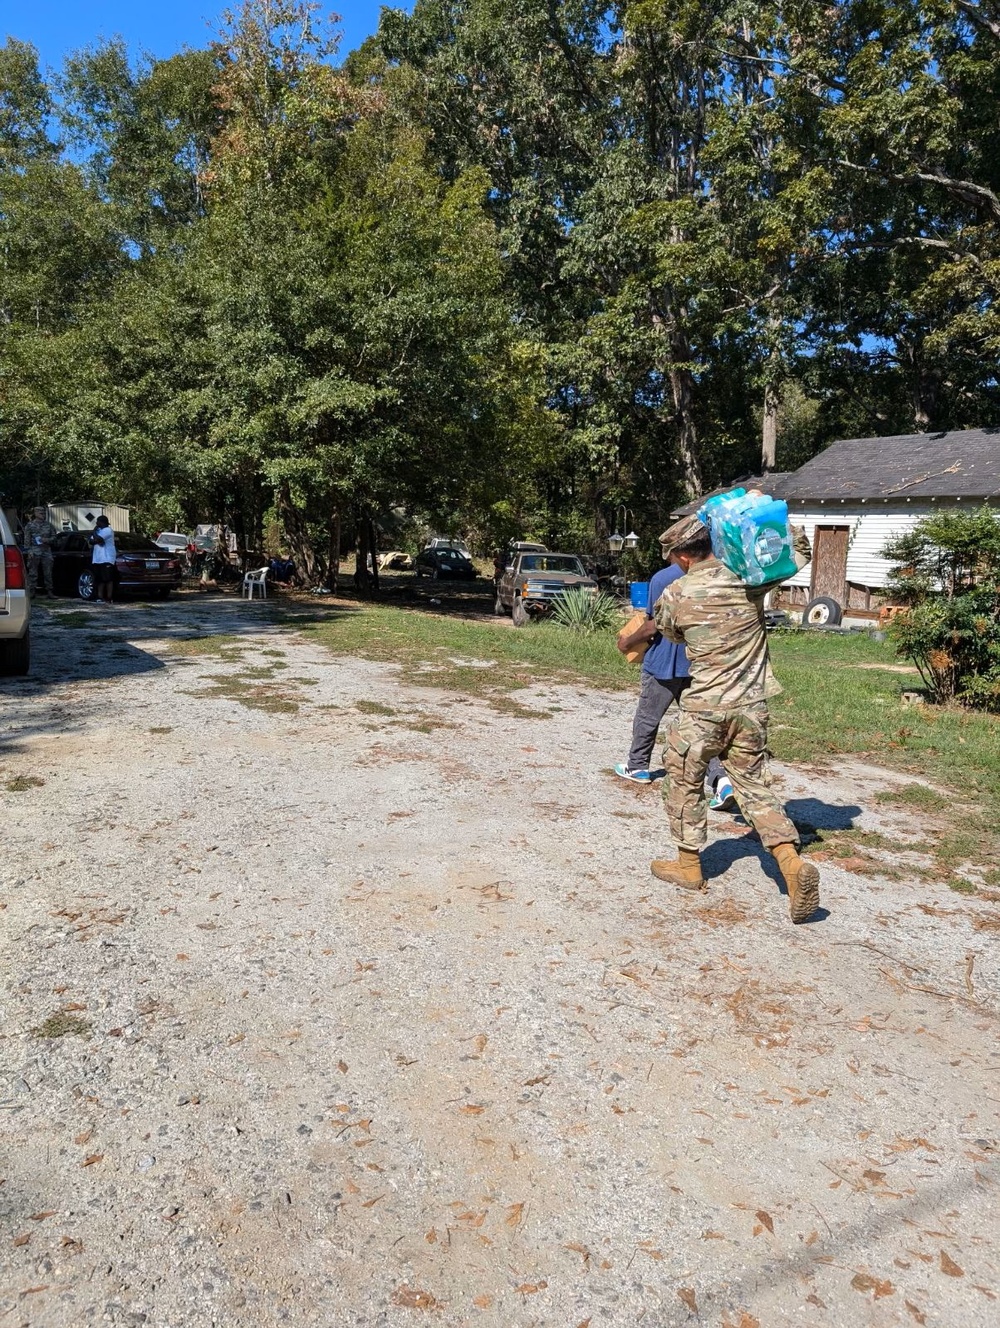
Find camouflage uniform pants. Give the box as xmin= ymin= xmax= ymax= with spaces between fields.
xmin=27 ymin=549 xmax=54 ymax=593
xmin=664 ymin=702 xmax=799 ymax=851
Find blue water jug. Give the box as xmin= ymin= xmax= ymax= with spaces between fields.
xmin=629 ymin=581 xmax=650 ymax=610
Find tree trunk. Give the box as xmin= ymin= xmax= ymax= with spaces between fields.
xmin=761 ymin=380 xmax=779 ymax=471
xmin=368 ymin=517 xmax=380 ymax=593
xmin=668 ymin=362 xmax=703 ymax=499
xmin=277 ymin=482 xmax=318 ymax=582
xmin=327 ymin=508 xmax=341 ymax=593
xmin=353 ymin=508 xmax=374 ymax=593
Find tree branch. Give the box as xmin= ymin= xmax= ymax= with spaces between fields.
xmin=838 ymin=159 xmax=1000 ymax=222
xmin=955 ymin=0 xmax=1000 ymax=40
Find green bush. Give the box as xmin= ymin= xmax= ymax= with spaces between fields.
xmin=883 ymin=508 xmax=1000 ymax=709
xmin=550 ymin=589 xmax=623 ymax=634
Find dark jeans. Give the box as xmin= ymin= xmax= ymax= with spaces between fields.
xmin=627 ymin=672 xmax=726 ymax=787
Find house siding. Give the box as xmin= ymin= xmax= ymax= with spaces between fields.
xmin=783 ymin=501 xmax=995 ymax=591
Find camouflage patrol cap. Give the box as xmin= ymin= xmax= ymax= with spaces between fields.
xmin=658 ymin=514 xmax=707 ymax=553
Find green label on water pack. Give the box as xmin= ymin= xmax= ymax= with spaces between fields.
xmin=753 ymin=527 xmax=784 ymax=567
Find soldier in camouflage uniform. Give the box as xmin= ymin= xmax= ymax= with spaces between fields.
xmin=649 ymin=512 xmax=820 ymax=924
xmin=23 ymin=507 xmax=58 ymax=597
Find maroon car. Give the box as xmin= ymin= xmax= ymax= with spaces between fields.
xmin=51 ymin=531 xmax=183 ymax=600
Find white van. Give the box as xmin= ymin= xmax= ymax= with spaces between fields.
xmin=0 ymin=509 xmax=30 ymax=675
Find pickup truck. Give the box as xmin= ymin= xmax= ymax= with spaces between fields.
xmin=495 ymin=551 xmax=598 ymax=626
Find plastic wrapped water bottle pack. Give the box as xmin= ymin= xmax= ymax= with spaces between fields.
xmin=696 ymin=487 xmax=798 ymax=587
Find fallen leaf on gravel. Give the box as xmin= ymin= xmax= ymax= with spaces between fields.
xmin=337 ymin=1060 xmax=348 ymax=1073
xmin=755 ymin=1210 xmax=774 ymax=1233
xmin=28 ymin=1212 xmax=57 ymax=1222
xmin=360 ymin=1195 xmax=384 ymax=1208
xmin=473 ymin=1295 xmax=492 ymax=1308
xmin=19 ymin=1286 xmax=49 ymax=1297
xmin=175 ymin=953 xmax=189 ymax=961
xmin=82 ymin=1154 xmax=104 ymax=1167
xmin=107 ymin=1028 xmax=124 ymax=1037
xmin=425 ymin=1228 xmax=437 ymax=1243
xmin=564 ymin=1242 xmax=590 ymax=1265
xmin=940 ymin=1251 xmax=964 ymax=1277
xmin=12 ymin=1234 xmax=30 ymax=1247
xmin=514 ymin=1282 xmax=546 ymax=1294
xmin=701 ymin=1230 xmax=725 ymax=1240
xmin=62 ymin=1003 xmax=87 ymax=1012
xmin=851 ymin=1273 xmax=895 ymax=1298
xmin=905 ymin=1301 xmax=927 ymax=1324
xmin=459 ymin=1105 xmax=485 ymax=1115
xmin=60 ymin=1237 xmax=84 ymax=1254
xmin=677 ymin=1287 xmax=698 ymax=1312
xmin=504 ymin=1203 xmax=524 ymax=1228
xmin=74 ymin=1131 xmax=92 ymax=1145
xmin=391 ymin=1285 xmax=441 ymax=1310
xmin=575 ymin=1320 xmax=591 ymax=1328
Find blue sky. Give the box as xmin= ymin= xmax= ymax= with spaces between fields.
xmin=5 ymin=1 xmax=401 ymax=73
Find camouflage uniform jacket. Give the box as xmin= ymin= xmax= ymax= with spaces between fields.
xmin=24 ymin=519 xmax=58 ymax=549
xmin=653 ymin=530 xmax=811 ymax=713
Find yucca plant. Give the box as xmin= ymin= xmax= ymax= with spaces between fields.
xmin=550 ymin=588 xmax=623 ymax=634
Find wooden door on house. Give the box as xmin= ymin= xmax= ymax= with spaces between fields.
xmin=811 ymin=525 xmax=849 ymax=603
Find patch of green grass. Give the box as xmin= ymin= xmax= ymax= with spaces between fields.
xmin=5 ymin=775 xmax=45 ymax=792
xmin=184 ymin=674 xmax=300 ymax=714
xmin=768 ymin=631 xmax=1000 ymax=802
xmin=875 ymin=782 xmax=949 ymax=813
xmin=149 ymin=726 xmax=173 ymax=734
xmin=50 ymin=611 xmax=91 ymax=628
xmin=32 ymin=1012 xmax=91 ymax=1039
xmin=168 ymin=634 xmax=242 ymax=657
xmin=291 ymin=600 xmax=633 ymax=708
xmin=356 ymin=699 xmax=397 ymax=716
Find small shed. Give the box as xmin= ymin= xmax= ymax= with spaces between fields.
xmin=673 ymin=429 xmax=1000 ymax=616
xmin=775 ymin=428 xmax=1000 ymax=612
xmin=47 ymin=501 xmax=131 ymax=533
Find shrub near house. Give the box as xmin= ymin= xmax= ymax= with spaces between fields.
xmin=882 ymin=508 xmax=1000 ymax=710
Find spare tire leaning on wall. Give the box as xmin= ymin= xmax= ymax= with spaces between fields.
xmin=803 ymin=596 xmax=843 ymax=627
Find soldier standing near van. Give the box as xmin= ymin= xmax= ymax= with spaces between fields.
xmin=23 ymin=507 xmax=57 ymax=597
xmin=649 ymin=514 xmax=820 ymax=924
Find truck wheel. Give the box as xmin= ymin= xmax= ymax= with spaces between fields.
xmin=803 ymin=596 xmax=843 ymax=627
xmin=511 ymin=598 xmax=529 ymax=627
xmin=78 ymin=570 xmax=96 ymax=601
xmin=0 ymin=629 xmax=30 ymax=676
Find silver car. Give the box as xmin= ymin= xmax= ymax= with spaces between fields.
xmin=0 ymin=510 xmax=30 ymax=675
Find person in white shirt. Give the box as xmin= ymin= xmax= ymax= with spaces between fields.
xmin=90 ymin=516 xmax=117 ymax=603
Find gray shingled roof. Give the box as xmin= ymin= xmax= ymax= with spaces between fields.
xmin=670 ymin=475 xmax=791 ymax=518
xmin=777 ymin=428 xmax=1000 ymax=501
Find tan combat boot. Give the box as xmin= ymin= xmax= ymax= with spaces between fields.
xmin=772 ymin=843 xmax=821 ymax=923
xmin=650 ymin=848 xmax=705 ymax=892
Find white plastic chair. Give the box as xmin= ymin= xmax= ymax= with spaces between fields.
xmin=242 ymin=566 xmax=270 ymax=600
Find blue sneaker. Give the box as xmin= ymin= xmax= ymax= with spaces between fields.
xmin=614 ymin=762 xmax=653 ymax=784
xmin=709 ymin=780 xmax=738 ymax=812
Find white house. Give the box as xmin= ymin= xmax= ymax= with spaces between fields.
xmin=673 ymin=427 xmax=1000 ymax=619
xmin=773 ymin=428 xmax=1000 ymax=614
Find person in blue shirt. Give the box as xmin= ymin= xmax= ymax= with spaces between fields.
xmin=614 ymin=548 xmax=734 ymax=810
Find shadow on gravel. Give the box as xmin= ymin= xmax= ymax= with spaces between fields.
xmin=0 ymin=596 xmax=361 ymax=750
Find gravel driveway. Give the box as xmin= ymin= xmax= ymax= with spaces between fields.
xmin=1 ymin=597 xmax=998 ymax=1327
